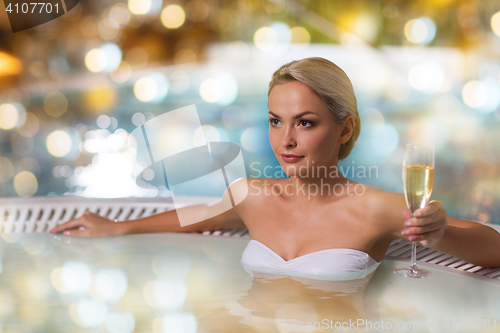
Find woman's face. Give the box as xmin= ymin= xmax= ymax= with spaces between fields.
xmin=268 ymin=80 xmax=346 ymax=178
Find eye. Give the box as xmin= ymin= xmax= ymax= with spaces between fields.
xmin=299 ymin=120 xmax=313 ymax=128
xmin=268 ymin=118 xmax=281 ymax=126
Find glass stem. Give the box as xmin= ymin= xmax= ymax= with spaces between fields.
xmin=410 ymin=210 xmax=417 ymax=270
xmin=410 ymin=241 xmax=417 ymax=270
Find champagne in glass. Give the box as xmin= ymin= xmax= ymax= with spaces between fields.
xmin=394 ymin=144 xmax=435 ymax=278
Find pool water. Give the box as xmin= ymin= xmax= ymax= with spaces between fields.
xmin=0 ymin=233 xmax=499 ymax=333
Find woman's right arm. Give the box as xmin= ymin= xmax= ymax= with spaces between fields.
xmin=50 ymin=178 xmax=248 ymax=238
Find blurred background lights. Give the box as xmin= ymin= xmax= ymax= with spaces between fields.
xmin=0 ymin=103 xmax=19 ymax=129
xmin=491 ymin=12 xmax=500 ymax=37
xmin=404 ymin=17 xmax=436 ymax=44
xmin=100 ymin=44 xmax=122 ymax=72
xmin=97 ymin=115 xmax=111 ymax=129
xmin=241 ymin=127 xmax=268 ymax=153
xmin=199 ymin=73 xmax=238 ymax=105
xmin=128 ymin=0 xmax=151 ymax=15
xmin=13 ymin=171 xmax=37 ymax=197
xmin=131 ymin=112 xmax=146 ymax=126
xmin=0 ymin=157 xmax=14 ymax=183
xmin=254 ymin=22 xmax=291 ymax=55
xmin=199 ymin=78 xmax=223 ymax=103
xmin=408 ymin=63 xmax=445 ymax=93
xmin=222 ymin=105 xmax=245 ymax=129
xmin=44 ymin=91 xmax=68 ymax=117
xmin=134 ymin=74 xmax=169 ymax=103
xmin=254 ymin=26 xmax=278 ymax=51
xmin=168 ymin=70 xmax=191 ymax=94
xmin=161 ymin=5 xmax=186 ymax=29
xmin=17 ymin=112 xmax=39 ymax=137
xmin=290 ymin=26 xmax=311 ymax=51
xmin=85 ymin=44 xmax=122 ymax=73
xmin=70 ymin=300 xmax=108 ymax=327
xmin=155 ymin=313 xmax=197 ymax=333
xmin=47 ymin=130 xmax=72 ymax=157
xmin=462 ymin=80 xmax=488 ymax=109
xmin=226 ymin=41 xmax=250 ymax=63
xmin=109 ymin=3 xmax=131 ymax=28
xmin=85 ymin=48 xmax=107 ymax=73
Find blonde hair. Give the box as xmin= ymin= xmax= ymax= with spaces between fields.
xmin=268 ymin=57 xmax=360 ymax=160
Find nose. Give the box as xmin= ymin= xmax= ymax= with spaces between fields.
xmin=281 ymin=126 xmax=297 ymax=148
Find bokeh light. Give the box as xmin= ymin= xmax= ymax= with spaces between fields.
xmin=46 ymin=130 xmax=72 ymax=157
xmin=491 ymin=12 xmax=500 ymax=37
xmin=85 ymin=48 xmax=107 ymax=73
xmin=161 ymin=5 xmax=186 ymax=29
xmin=134 ymin=74 xmax=169 ymax=103
xmin=404 ymin=17 xmax=436 ymax=44
xmin=0 ymin=157 xmax=14 ymax=183
xmin=44 ymin=91 xmax=68 ymax=117
xmin=17 ymin=112 xmax=39 ymax=137
xmin=199 ymin=73 xmax=238 ymax=105
xmin=128 ymin=0 xmax=151 ymax=15
xmin=0 ymin=103 xmax=19 ymax=129
xmin=13 ymin=171 xmax=38 ymax=197
xmin=290 ymin=27 xmax=311 ymax=51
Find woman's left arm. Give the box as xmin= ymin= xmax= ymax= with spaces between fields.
xmin=402 ymin=200 xmax=500 ymax=268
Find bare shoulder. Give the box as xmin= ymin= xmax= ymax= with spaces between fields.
xmin=355 ymin=183 xmax=407 ymax=236
xmin=228 ymin=177 xmax=278 ymax=210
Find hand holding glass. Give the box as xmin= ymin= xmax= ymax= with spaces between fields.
xmin=394 ymin=144 xmax=435 ymax=278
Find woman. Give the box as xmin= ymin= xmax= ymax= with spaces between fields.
xmin=50 ymin=57 xmax=500 ymax=281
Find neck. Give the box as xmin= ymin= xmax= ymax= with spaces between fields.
xmin=284 ymin=172 xmax=354 ymax=202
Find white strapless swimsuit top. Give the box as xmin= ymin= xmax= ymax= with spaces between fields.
xmin=240 ymin=240 xmax=382 ymax=281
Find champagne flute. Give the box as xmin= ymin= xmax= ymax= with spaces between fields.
xmin=394 ymin=144 xmax=435 ymax=278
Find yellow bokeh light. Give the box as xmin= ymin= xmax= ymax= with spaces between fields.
xmin=161 ymin=5 xmax=186 ymax=29
xmin=0 ymin=157 xmax=14 ymax=183
xmin=44 ymin=91 xmax=68 ymax=117
xmin=290 ymin=26 xmax=310 ymax=51
xmin=84 ymin=83 xmax=118 ymax=112
xmin=46 ymin=130 xmax=72 ymax=157
xmin=128 ymin=0 xmax=151 ymax=15
xmin=14 ymin=171 xmax=38 ymax=197
xmin=253 ymin=26 xmax=278 ymax=51
xmin=491 ymin=12 xmax=500 ymax=37
xmin=85 ymin=48 xmax=107 ymax=73
xmin=0 ymin=103 xmax=19 ymax=129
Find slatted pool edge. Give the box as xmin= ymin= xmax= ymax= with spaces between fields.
xmin=1 ymin=196 xmax=500 ymax=283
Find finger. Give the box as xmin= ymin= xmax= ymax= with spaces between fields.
xmin=405 ymin=211 xmax=447 ymax=227
xmin=409 ymin=228 xmax=443 ymax=243
xmin=61 ymin=229 xmax=90 ymax=238
xmin=402 ymin=210 xmax=412 ymax=220
xmin=402 ymin=220 xmax=445 ymax=236
xmin=413 ymin=200 xmax=442 ymax=217
xmin=50 ymin=219 xmax=86 ymax=233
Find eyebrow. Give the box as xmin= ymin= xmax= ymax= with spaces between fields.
xmin=268 ymin=111 xmax=318 ymax=119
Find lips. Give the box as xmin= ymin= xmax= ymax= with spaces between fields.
xmin=280 ymin=154 xmax=304 ymax=162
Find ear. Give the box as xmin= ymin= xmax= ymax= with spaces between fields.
xmin=339 ymin=116 xmax=355 ymax=144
